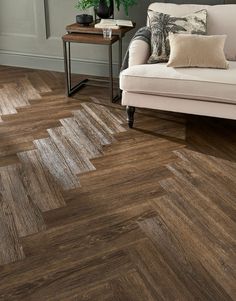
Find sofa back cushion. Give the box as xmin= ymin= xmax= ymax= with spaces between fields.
xmin=148 ymin=3 xmax=236 ymax=61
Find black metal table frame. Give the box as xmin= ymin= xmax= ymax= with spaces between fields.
xmin=63 ymin=36 xmax=122 ymax=103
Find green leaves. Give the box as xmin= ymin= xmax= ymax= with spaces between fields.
xmin=75 ymin=0 xmax=100 ymax=10
xmin=119 ymin=0 xmax=137 ymax=15
xmin=75 ymin=0 xmax=137 ymax=15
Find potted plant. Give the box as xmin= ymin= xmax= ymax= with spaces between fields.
xmin=76 ymin=0 xmax=137 ymax=18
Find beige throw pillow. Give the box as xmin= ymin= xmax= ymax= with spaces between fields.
xmin=167 ymin=34 xmax=229 ymax=69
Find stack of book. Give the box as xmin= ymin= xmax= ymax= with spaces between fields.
xmin=95 ymin=19 xmax=133 ymax=29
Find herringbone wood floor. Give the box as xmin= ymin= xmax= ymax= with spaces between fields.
xmin=0 ymin=65 xmax=235 ymax=301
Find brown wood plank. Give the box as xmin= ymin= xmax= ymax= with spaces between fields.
xmin=139 ymin=215 xmax=233 ymax=300
xmin=151 ymin=194 xmax=236 ymax=300
xmin=0 ymin=250 xmax=134 ymax=301
xmin=18 ymin=150 xmax=66 ymax=212
xmin=0 ymin=164 xmax=46 ymax=237
xmin=0 ymin=196 xmax=25 ymax=265
xmin=23 ymin=204 xmax=155 ymax=257
xmin=109 ymin=270 xmax=155 ymax=301
xmin=127 ymin=239 xmax=194 ymax=300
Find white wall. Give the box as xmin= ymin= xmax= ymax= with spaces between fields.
xmin=0 ymin=0 xmax=151 ymax=76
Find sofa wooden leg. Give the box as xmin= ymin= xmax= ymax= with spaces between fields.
xmin=126 ymin=106 xmax=135 ymax=128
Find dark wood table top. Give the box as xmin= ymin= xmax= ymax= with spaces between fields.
xmin=62 ymin=33 xmax=119 ymax=45
xmin=66 ymin=22 xmax=135 ymax=37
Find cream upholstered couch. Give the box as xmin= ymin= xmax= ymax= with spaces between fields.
xmin=120 ymin=3 xmax=236 ymax=128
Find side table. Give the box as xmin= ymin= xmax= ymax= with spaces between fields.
xmin=62 ymin=23 xmax=135 ymax=102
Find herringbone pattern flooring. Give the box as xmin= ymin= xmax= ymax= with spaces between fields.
xmin=0 ymin=65 xmax=235 ymax=300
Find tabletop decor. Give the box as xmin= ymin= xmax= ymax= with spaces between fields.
xmin=76 ymin=14 xmax=94 ymax=25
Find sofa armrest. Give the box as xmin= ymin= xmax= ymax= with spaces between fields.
xmin=128 ymin=39 xmax=150 ymax=67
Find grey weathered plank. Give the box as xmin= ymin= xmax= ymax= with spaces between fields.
xmin=34 ymin=138 xmax=79 ymax=190
xmin=48 ymin=126 xmax=95 ymax=175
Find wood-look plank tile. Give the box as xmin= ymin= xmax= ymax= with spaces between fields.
xmin=62 ymin=283 xmax=114 ymax=301
xmin=0 ymin=249 xmax=133 ymax=301
xmin=18 ymin=150 xmax=66 ymax=212
xmin=2 ymin=83 xmax=29 ymax=107
xmin=34 ymin=137 xmax=79 ymax=190
xmin=0 ymin=90 xmax=17 ymax=115
xmin=160 ymin=175 xmax=236 ymax=244
xmin=81 ymin=102 xmax=126 ymax=134
xmin=23 ymin=204 xmax=155 ymax=258
xmin=0 ymin=196 xmax=25 ymax=265
xmin=0 ymin=164 xmax=45 ymax=237
xmin=79 ymin=165 xmax=171 ymax=192
xmin=151 ymin=194 xmax=236 ymax=299
xmin=139 ymin=215 xmax=233 ymax=301
xmin=73 ymin=109 xmax=112 ymax=146
xmin=48 ymin=126 xmax=95 ymax=175
xmin=167 ymin=157 xmax=236 ymax=222
xmin=27 ymin=72 xmax=52 ymax=93
xmin=109 ymin=270 xmax=155 ymax=301
xmin=16 ymin=78 xmax=41 ymax=102
xmin=44 ymin=182 xmax=165 ymax=229
xmin=60 ymin=116 xmax=102 ymax=158
xmin=127 ymin=239 xmax=194 ymax=301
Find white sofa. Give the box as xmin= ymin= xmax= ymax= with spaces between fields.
xmin=120 ymin=3 xmax=236 ymax=127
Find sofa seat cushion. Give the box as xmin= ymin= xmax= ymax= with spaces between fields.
xmin=120 ymin=61 xmax=236 ymax=104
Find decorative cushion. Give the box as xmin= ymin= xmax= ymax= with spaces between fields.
xmin=167 ymin=34 xmax=229 ymax=69
xmin=148 ymin=9 xmax=207 ymax=64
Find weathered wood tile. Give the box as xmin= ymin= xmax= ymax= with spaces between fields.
xmin=0 ymin=164 xmax=45 ymax=237
xmin=0 ymin=250 xmax=133 ymax=301
xmin=22 ymin=206 xmax=155 ymax=267
xmin=44 ymin=180 xmax=165 ymax=229
xmin=73 ymin=109 xmax=112 ymax=146
xmin=160 ymin=176 xmax=236 ymax=244
xmin=34 ymin=137 xmax=79 ymax=190
xmin=139 ymin=215 xmax=233 ymax=301
xmin=0 ymin=89 xmax=17 ymax=115
xmin=60 ymin=116 xmax=102 ymax=158
xmin=48 ymin=126 xmax=95 ymax=175
xmin=167 ymin=157 xmax=236 ymax=222
xmin=62 ymin=283 xmax=114 ymax=301
xmin=109 ymin=270 xmax=155 ymax=301
xmin=81 ymin=102 xmax=126 ymax=134
xmin=0 ymin=195 xmax=25 ymax=265
xmin=128 ymin=239 xmax=194 ymax=301
xmin=151 ymin=193 xmax=236 ymax=299
xmin=16 ymin=78 xmax=41 ymax=102
xmin=27 ymin=72 xmax=52 ymax=94
xmin=18 ymin=150 xmax=66 ymax=212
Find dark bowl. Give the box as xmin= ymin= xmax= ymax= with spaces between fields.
xmin=76 ymin=14 xmax=93 ymax=26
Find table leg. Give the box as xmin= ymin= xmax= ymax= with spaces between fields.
xmin=118 ymin=37 xmax=122 ymax=72
xmin=109 ymin=44 xmax=113 ymax=102
xmin=112 ymin=37 xmax=123 ymax=103
xmin=68 ymin=42 xmax=72 ymax=91
xmin=63 ymin=40 xmax=70 ymax=97
xmin=63 ymin=40 xmax=88 ymax=97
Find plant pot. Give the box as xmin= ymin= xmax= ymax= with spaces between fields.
xmin=76 ymin=14 xmax=93 ymax=26
xmin=95 ymin=0 xmax=114 ymax=19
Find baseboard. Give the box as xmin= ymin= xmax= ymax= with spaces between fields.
xmin=0 ymin=50 xmax=119 ymax=77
